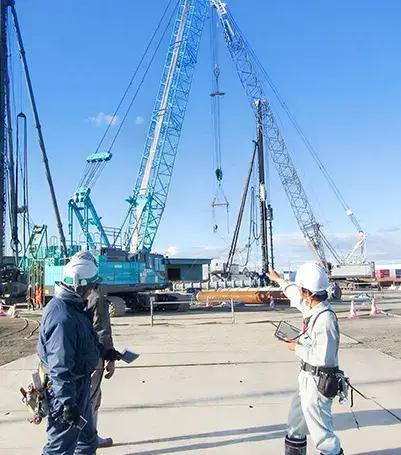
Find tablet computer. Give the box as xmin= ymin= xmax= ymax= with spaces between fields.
xmin=274 ymin=320 xmax=301 ymax=341
xmin=120 ymin=349 xmax=140 ymax=364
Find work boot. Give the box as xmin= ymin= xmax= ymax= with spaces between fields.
xmin=97 ymin=435 xmax=113 ymax=448
xmin=285 ymin=434 xmax=307 ymax=455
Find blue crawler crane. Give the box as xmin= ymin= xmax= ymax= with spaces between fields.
xmin=45 ymin=0 xmax=371 ymax=309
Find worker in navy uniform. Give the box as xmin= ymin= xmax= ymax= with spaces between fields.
xmin=38 ymin=252 xmax=102 ymax=455
xmin=86 ymin=287 xmax=118 ymax=448
xmin=268 ymin=263 xmax=344 ymax=455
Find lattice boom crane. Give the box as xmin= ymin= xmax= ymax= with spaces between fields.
xmin=68 ymin=0 xmax=368 ymax=282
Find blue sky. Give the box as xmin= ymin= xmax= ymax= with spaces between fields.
xmin=7 ymin=0 xmax=401 ymax=268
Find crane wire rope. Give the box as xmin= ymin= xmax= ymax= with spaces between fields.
xmin=240 ymin=185 xmax=258 ymax=268
xmin=78 ymin=0 xmax=179 ymax=191
xmin=81 ymin=1 xmax=180 ymax=190
xmin=79 ymin=1 xmax=178 ymax=189
xmin=10 ymin=20 xmax=29 ymax=254
xmin=223 ymin=12 xmax=363 ymax=264
xmin=237 ymin=157 xmax=262 ymax=269
xmin=241 ymin=45 xmax=354 ymax=258
xmin=7 ymin=17 xmax=29 ymax=256
xmin=228 ymin=12 xmax=362 ymax=233
xmin=16 ymin=113 xmax=29 ymax=253
xmin=209 ymin=9 xmax=229 ymax=233
xmin=6 ymin=30 xmax=22 ymax=255
xmin=209 ymin=11 xmax=222 ymax=176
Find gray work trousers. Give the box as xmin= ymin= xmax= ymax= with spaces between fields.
xmin=288 ymin=370 xmax=341 ymax=455
xmin=90 ymin=359 xmax=104 ymax=425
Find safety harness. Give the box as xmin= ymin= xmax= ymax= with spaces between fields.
xmin=296 ymin=307 xmax=401 ymax=428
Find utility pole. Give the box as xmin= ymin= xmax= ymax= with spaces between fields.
xmin=0 ymin=0 xmax=8 ymax=275
xmin=256 ymin=100 xmax=269 ymax=274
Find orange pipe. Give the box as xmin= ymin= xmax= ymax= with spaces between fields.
xmin=196 ymin=288 xmax=289 ymax=304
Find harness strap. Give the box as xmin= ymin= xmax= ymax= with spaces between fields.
xmin=347 ymin=380 xmax=401 ymax=424
xmin=304 ymin=308 xmax=338 ymax=333
xmin=289 ymin=308 xmax=337 ymax=342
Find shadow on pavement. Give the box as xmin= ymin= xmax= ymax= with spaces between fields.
xmin=354 ymin=450 xmax=401 ymax=455
xmin=112 ymin=424 xmax=285 ymax=447
xmin=111 ymin=409 xmax=401 ymax=454
xmin=119 ymin=431 xmax=285 ymax=454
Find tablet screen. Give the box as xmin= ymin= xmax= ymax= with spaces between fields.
xmin=275 ymin=321 xmax=301 ymax=341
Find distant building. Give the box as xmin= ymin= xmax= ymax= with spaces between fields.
xmin=165 ymin=258 xmax=211 ymax=282
xmin=375 ymin=263 xmax=401 ymax=284
xmin=283 ymin=270 xmax=296 ymax=282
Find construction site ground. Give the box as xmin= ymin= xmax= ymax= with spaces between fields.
xmin=0 ymin=292 xmax=401 ymax=454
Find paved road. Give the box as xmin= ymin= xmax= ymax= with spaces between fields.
xmin=0 ymin=306 xmax=400 ymax=454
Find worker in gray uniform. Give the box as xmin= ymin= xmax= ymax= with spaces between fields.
xmin=86 ymin=286 xmax=118 ymax=448
xmin=268 ymin=263 xmax=344 ymax=455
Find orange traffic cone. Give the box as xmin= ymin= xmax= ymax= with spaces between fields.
xmin=348 ymin=299 xmax=358 ymax=319
xmin=370 ymin=298 xmax=379 ymax=316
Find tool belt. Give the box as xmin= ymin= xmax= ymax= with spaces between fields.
xmin=301 ymin=360 xmax=339 ymax=376
xmin=301 ymin=361 xmax=347 ymax=399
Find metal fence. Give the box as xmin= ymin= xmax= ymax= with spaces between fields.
xmin=149 ymin=297 xmax=236 ymax=326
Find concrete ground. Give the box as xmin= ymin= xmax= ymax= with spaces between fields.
xmin=0 ymin=304 xmax=401 ymax=454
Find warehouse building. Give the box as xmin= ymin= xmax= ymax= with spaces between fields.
xmin=165 ymin=258 xmax=211 ymax=282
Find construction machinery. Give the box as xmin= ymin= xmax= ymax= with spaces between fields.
xmin=40 ymin=0 xmax=372 ymax=309
xmin=0 ymin=0 xmax=69 ymax=304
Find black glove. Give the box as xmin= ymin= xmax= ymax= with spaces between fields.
xmin=104 ymin=348 xmax=122 ymax=362
xmin=62 ymin=404 xmax=80 ymax=426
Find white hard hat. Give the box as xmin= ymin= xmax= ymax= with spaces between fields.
xmin=295 ymin=262 xmax=329 ymax=294
xmin=62 ymin=251 xmax=100 ymax=290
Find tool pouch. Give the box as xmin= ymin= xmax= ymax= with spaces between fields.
xmin=20 ymin=370 xmax=49 ymax=424
xmin=317 ymin=370 xmax=342 ymax=399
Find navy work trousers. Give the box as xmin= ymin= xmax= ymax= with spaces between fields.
xmin=43 ymin=376 xmax=97 ymax=455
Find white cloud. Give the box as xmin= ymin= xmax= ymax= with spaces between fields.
xmin=135 ymin=116 xmax=144 ymax=125
xmin=378 ymin=226 xmax=400 ymax=234
xmin=87 ymin=112 xmax=118 ymax=126
xmin=165 ymin=246 xmax=179 ymax=257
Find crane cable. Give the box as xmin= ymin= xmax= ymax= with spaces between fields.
xmin=6 ymin=29 xmax=23 ymax=255
xmin=227 ymin=12 xmax=363 ymax=235
xmin=79 ymin=0 xmax=179 ymax=190
xmin=237 ymin=158 xmax=262 ymax=269
xmin=78 ymin=0 xmax=180 ymax=190
xmin=209 ymin=10 xmax=223 ymax=180
xmin=240 ymin=184 xmax=260 ymax=268
xmin=209 ymin=9 xmax=229 ymax=233
xmin=8 ymin=19 xmax=29 ymax=256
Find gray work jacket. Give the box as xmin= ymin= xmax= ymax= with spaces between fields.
xmin=86 ymin=287 xmax=114 ymax=356
xmin=277 ymin=278 xmax=340 ymax=368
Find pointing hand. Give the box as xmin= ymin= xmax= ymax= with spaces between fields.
xmin=267 ymin=269 xmax=281 ymax=282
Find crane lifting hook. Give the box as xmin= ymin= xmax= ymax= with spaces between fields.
xmin=215 ymin=168 xmax=223 ymax=181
